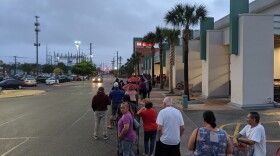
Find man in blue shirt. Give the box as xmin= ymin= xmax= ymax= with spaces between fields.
xmin=108 ymin=82 xmax=125 ymax=128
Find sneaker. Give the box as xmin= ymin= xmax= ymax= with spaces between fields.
xmin=94 ymin=135 xmax=98 ymax=140
xmin=103 ymin=135 xmax=108 ymax=140
xmin=142 ymin=153 xmax=148 ymax=156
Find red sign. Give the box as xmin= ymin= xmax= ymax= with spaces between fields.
xmin=136 ymin=42 xmax=152 ymax=47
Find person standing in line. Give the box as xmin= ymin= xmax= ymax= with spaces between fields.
xmin=91 ymin=87 xmax=111 ymax=140
xmin=233 ymin=112 xmax=266 ymax=156
xmin=118 ymin=102 xmax=137 ymax=156
xmin=139 ymin=78 xmax=147 ymax=101
xmin=154 ymin=97 xmax=185 ymax=156
xmin=137 ymin=101 xmax=157 ymax=156
xmin=188 ymin=110 xmax=233 ymax=155
xmin=108 ymin=82 xmax=125 ymax=129
xmin=125 ymin=86 xmax=138 ymax=105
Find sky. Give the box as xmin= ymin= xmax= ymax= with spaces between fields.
xmin=0 ymin=0 xmax=254 ymax=68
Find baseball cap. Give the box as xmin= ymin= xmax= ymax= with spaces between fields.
xmin=113 ymin=82 xmax=119 ymax=87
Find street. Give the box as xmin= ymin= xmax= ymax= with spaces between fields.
xmin=0 ymin=75 xmax=280 ymax=156
xmin=0 ymin=76 xmax=121 ymax=156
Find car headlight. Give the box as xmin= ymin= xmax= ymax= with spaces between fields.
xmin=98 ymin=78 xmax=100 ymax=81
xmin=92 ymin=78 xmax=95 ymax=81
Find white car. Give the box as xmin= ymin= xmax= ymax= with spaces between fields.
xmin=23 ymin=78 xmax=37 ymax=86
xmin=46 ymin=77 xmax=59 ymax=85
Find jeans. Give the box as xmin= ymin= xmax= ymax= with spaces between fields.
xmin=121 ymin=140 xmax=135 ymax=156
xmin=93 ymin=111 xmax=107 ymax=136
xmin=144 ymin=131 xmax=157 ymax=155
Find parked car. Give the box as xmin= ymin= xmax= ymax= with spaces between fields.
xmin=0 ymin=79 xmax=24 ymax=89
xmin=23 ymin=78 xmax=37 ymax=87
xmin=45 ymin=77 xmax=59 ymax=85
xmin=92 ymin=75 xmax=103 ymax=83
xmin=58 ymin=76 xmax=68 ymax=83
xmin=36 ymin=76 xmax=47 ymax=83
xmin=0 ymin=76 xmax=3 ymax=82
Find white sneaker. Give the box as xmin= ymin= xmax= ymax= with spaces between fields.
xmin=94 ymin=135 xmax=98 ymax=140
xmin=142 ymin=153 xmax=148 ymax=156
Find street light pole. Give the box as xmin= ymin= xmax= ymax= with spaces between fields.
xmin=34 ymin=16 xmax=40 ymax=75
xmin=90 ymin=43 xmax=93 ymax=65
xmin=74 ymin=41 xmax=81 ymax=63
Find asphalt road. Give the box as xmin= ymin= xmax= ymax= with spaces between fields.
xmin=0 ymin=75 xmax=124 ymax=156
xmin=1 ymin=75 xmax=280 ymax=156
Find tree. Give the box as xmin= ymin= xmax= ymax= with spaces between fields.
xmin=165 ymin=3 xmax=207 ymax=99
xmin=132 ymin=52 xmax=142 ymax=76
xmin=72 ymin=61 xmax=96 ymax=77
xmin=42 ymin=64 xmax=54 ymax=74
xmin=162 ymin=28 xmax=180 ymax=94
xmin=155 ymin=26 xmax=165 ymax=89
xmin=53 ymin=67 xmax=63 ymax=75
xmin=56 ymin=62 xmax=68 ymax=74
xmin=143 ymin=32 xmax=157 ymax=84
xmin=18 ymin=63 xmax=33 ymax=74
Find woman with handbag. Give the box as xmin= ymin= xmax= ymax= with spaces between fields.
xmin=118 ymin=102 xmax=137 ymax=156
xmin=188 ymin=110 xmax=233 ymax=156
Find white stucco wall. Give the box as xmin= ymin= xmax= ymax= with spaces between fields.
xmin=189 ymin=40 xmax=202 ymax=92
xmin=174 ymin=46 xmax=184 ymax=88
xmin=231 ymin=14 xmax=274 ymax=107
xmin=202 ymin=30 xmax=230 ymax=98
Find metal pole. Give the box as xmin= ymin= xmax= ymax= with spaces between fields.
xmin=116 ymin=51 xmax=118 ymax=76
xmin=90 ymin=43 xmax=93 ymax=65
xmin=34 ymin=16 xmax=40 ymax=75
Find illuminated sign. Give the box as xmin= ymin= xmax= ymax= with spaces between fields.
xmin=136 ymin=42 xmax=153 ymax=47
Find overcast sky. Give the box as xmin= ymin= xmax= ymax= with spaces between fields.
xmin=0 ymin=0 xmax=254 ymax=68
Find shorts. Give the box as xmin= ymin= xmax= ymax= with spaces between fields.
xmin=111 ymin=104 xmax=119 ymax=116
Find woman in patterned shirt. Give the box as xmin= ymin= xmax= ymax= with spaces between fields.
xmin=188 ymin=110 xmax=233 ymax=156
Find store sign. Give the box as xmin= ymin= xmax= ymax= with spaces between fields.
xmin=136 ymin=42 xmax=152 ymax=47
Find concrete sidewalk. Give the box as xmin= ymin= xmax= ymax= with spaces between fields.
xmin=0 ymin=81 xmax=87 ymax=99
xmin=0 ymin=90 xmax=45 ymax=99
xmin=142 ymin=87 xmax=238 ymax=156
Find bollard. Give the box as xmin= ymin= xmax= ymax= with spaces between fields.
xmin=182 ymin=95 xmax=188 ymax=109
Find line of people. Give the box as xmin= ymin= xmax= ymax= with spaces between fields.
xmin=91 ymin=79 xmax=268 ymax=156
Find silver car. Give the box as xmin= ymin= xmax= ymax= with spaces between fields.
xmin=23 ymin=78 xmax=37 ymax=87
xmin=46 ymin=77 xmax=59 ymax=85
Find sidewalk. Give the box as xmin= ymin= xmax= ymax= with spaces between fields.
xmin=143 ymin=87 xmax=238 ymax=156
xmin=0 ymin=81 xmax=87 ymax=99
xmin=0 ymin=90 xmax=45 ymax=99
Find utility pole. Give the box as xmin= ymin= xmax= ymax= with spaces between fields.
xmin=111 ymin=57 xmax=115 ymax=73
xmin=34 ymin=16 xmax=40 ymax=75
xmin=119 ymin=56 xmax=122 ymax=68
xmin=90 ymin=43 xmax=93 ymax=65
xmin=116 ymin=51 xmax=119 ymax=70
xmin=13 ymin=56 xmax=17 ymax=75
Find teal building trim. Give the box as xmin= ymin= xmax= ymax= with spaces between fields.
xmin=200 ymin=17 xmax=214 ymax=60
xmin=230 ymin=0 xmax=249 ymax=55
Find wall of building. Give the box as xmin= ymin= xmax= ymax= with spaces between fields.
xmin=202 ymin=30 xmax=230 ymax=98
xmin=174 ymin=46 xmax=184 ymax=88
xmin=274 ymin=46 xmax=280 ymax=79
xmin=189 ymin=40 xmax=202 ymax=92
xmin=230 ymin=14 xmax=274 ymax=107
xmin=154 ymin=64 xmax=160 ymax=76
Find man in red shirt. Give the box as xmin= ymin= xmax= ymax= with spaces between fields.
xmin=137 ymin=101 xmax=157 ymax=156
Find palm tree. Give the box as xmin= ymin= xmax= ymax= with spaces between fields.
xmin=162 ymin=28 xmax=180 ymax=94
xmin=143 ymin=32 xmax=156 ymax=84
xmin=132 ymin=52 xmax=142 ymax=76
xmin=155 ymin=26 xmax=165 ymax=90
xmin=165 ymin=4 xmax=207 ymax=99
